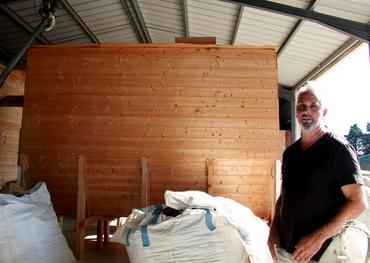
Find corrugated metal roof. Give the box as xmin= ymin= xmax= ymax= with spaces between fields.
xmin=138 ymin=0 xmax=184 ymax=43
xmin=188 ymin=0 xmax=239 ymax=44
xmin=0 ymin=0 xmax=369 ymax=89
xmin=235 ymin=7 xmax=298 ymax=46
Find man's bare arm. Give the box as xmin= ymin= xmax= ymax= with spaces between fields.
xmin=293 ymin=183 xmax=367 ymax=262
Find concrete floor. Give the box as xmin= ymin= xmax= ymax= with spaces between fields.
xmin=62 ymin=217 xmax=130 ymax=263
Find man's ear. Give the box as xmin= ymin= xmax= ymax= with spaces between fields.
xmin=323 ymin=108 xmax=328 ymax=116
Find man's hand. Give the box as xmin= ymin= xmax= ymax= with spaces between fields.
xmin=293 ymin=230 xmax=326 ymax=262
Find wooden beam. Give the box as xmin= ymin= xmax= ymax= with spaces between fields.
xmin=76 ymin=155 xmax=87 ymax=260
xmin=207 ymin=159 xmax=216 ymax=195
xmin=175 ymin=37 xmax=216 ymax=44
xmin=140 ymin=156 xmax=150 ymax=207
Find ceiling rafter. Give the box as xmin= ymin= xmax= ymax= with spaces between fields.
xmin=277 ymin=0 xmax=320 ymax=58
xmin=225 ymin=0 xmax=369 ymax=43
xmin=120 ymin=0 xmax=143 ymax=42
xmin=130 ymin=0 xmax=151 ymax=43
xmin=58 ymin=0 xmax=100 ymax=44
xmin=121 ymin=0 xmax=151 ymax=43
xmin=182 ymin=0 xmax=189 ymax=37
xmin=0 ymin=3 xmax=49 ymax=44
xmin=231 ymin=6 xmax=244 ymax=45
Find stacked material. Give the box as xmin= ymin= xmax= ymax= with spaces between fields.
xmin=112 ymin=190 xmax=273 ymax=263
xmin=0 ymin=182 xmax=75 ymax=263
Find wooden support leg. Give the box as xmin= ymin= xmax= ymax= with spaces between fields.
xmin=75 ymin=219 xmax=85 ymax=260
xmin=76 ymin=155 xmax=87 ymax=260
xmin=103 ymin=220 xmax=109 ymax=246
xmin=96 ymin=220 xmax=102 ymax=249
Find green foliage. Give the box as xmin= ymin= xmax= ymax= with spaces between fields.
xmin=345 ymin=122 xmax=370 ymax=156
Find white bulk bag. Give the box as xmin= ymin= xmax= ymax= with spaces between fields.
xmin=164 ymin=190 xmax=273 ymax=263
xmin=112 ymin=207 xmax=251 ymax=263
xmin=0 ymin=182 xmax=75 ymax=263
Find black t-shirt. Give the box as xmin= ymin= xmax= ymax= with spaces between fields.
xmin=279 ymin=132 xmax=363 ymax=261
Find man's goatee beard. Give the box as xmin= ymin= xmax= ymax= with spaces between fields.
xmin=301 ymin=120 xmax=318 ymax=131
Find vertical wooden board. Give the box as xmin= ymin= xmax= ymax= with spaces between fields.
xmin=21 ymin=44 xmax=279 ymax=217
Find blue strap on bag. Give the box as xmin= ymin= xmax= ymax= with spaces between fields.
xmin=126 ymin=207 xmax=216 ymax=247
xmin=205 ymin=209 xmax=216 ymax=231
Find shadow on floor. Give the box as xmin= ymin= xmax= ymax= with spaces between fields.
xmin=62 ymin=217 xmax=130 ymax=263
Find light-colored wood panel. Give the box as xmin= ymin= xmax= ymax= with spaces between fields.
xmin=22 ymin=115 xmax=278 ymax=129
xmin=0 ymin=157 xmax=18 ymax=167
xmin=0 ymin=107 xmax=23 ymax=121
xmin=21 ymin=145 xmax=279 ymax=160
xmin=150 ymin=170 xmax=206 ymax=178
xmin=29 ymin=84 xmax=277 ymax=99
xmin=215 ymin=166 xmax=274 ymax=176
xmin=212 ymin=175 xmax=272 ymax=185
xmin=29 ymin=45 xmax=276 ymax=60
xmin=21 ymin=136 xmax=278 ymax=150
xmin=211 ymin=184 xmax=269 ymax=194
xmin=23 ymin=45 xmax=279 ymax=217
xmin=24 ymin=105 xmax=278 ymax=119
xmin=86 ymin=176 xmax=141 ymax=184
xmin=25 ymin=94 xmax=278 ymax=109
xmin=27 ymin=76 xmax=277 ymax=90
xmin=31 ymin=57 xmax=275 ymax=73
xmin=215 ymin=159 xmax=276 ymax=166
xmin=31 ymin=66 xmax=277 ymax=79
xmin=0 ymin=66 xmax=25 ymax=96
xmin=22 ymin=126 xmax=278 ymax=141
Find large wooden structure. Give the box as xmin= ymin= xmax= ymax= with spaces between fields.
xmin=0 ymin=65 xmax=24 ymax=183
xmin=20 ymin=44 xmax=279 ymax=219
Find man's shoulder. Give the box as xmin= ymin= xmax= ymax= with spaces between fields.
xmin=325 ymin=132 xmax=352 ymax=148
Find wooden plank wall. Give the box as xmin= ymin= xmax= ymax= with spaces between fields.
xmin=0 ymin=65 xmax=24 ymax=183
xmin=208 ymin=159 xmax=276 ymax=219
xmin=21 ymin=44 xmax=279 ymax=217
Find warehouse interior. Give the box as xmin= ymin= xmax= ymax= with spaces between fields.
xmin=0 ymin=0 xmax=369 ymax=262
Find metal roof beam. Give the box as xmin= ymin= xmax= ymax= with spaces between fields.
xmin=231 ymin=6 xmax=244 ymax=45
xmin=121 ymin=0 xmax=144 ymax=42
xmin=182 ymin=0 xmax=189 ymax=37
xmin=130 ymin=0 xmax=151 ymax=43
xmin=225 ymin=0 xmax=370 ymax=43
xmin=58 ymin=0 xmax=100 ymax=44
xmin=294 ymin=38 xmax=361 ymax=90
xmin=0 ymin=4 xmax=49 ymax=44
xmin=278 ymin=0 xmax=320 ymax=58
xmin=121 ymin=0 xmax=151 ymax=43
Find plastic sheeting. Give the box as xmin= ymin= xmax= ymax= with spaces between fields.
xmin=0 ymin=182 xmax=75 ymax=263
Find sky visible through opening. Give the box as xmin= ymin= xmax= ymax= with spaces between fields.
xmin=315 ymin=44 xmax=370 ymax=136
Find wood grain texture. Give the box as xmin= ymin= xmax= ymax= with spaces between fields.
xmin=0 ymin=66 xmax=24 ymax=183
xmin=21 ymin=44 xmax=279 ymax=217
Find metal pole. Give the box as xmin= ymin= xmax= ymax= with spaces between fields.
xmin=0 ymin=15 xmax=51 ymax=88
